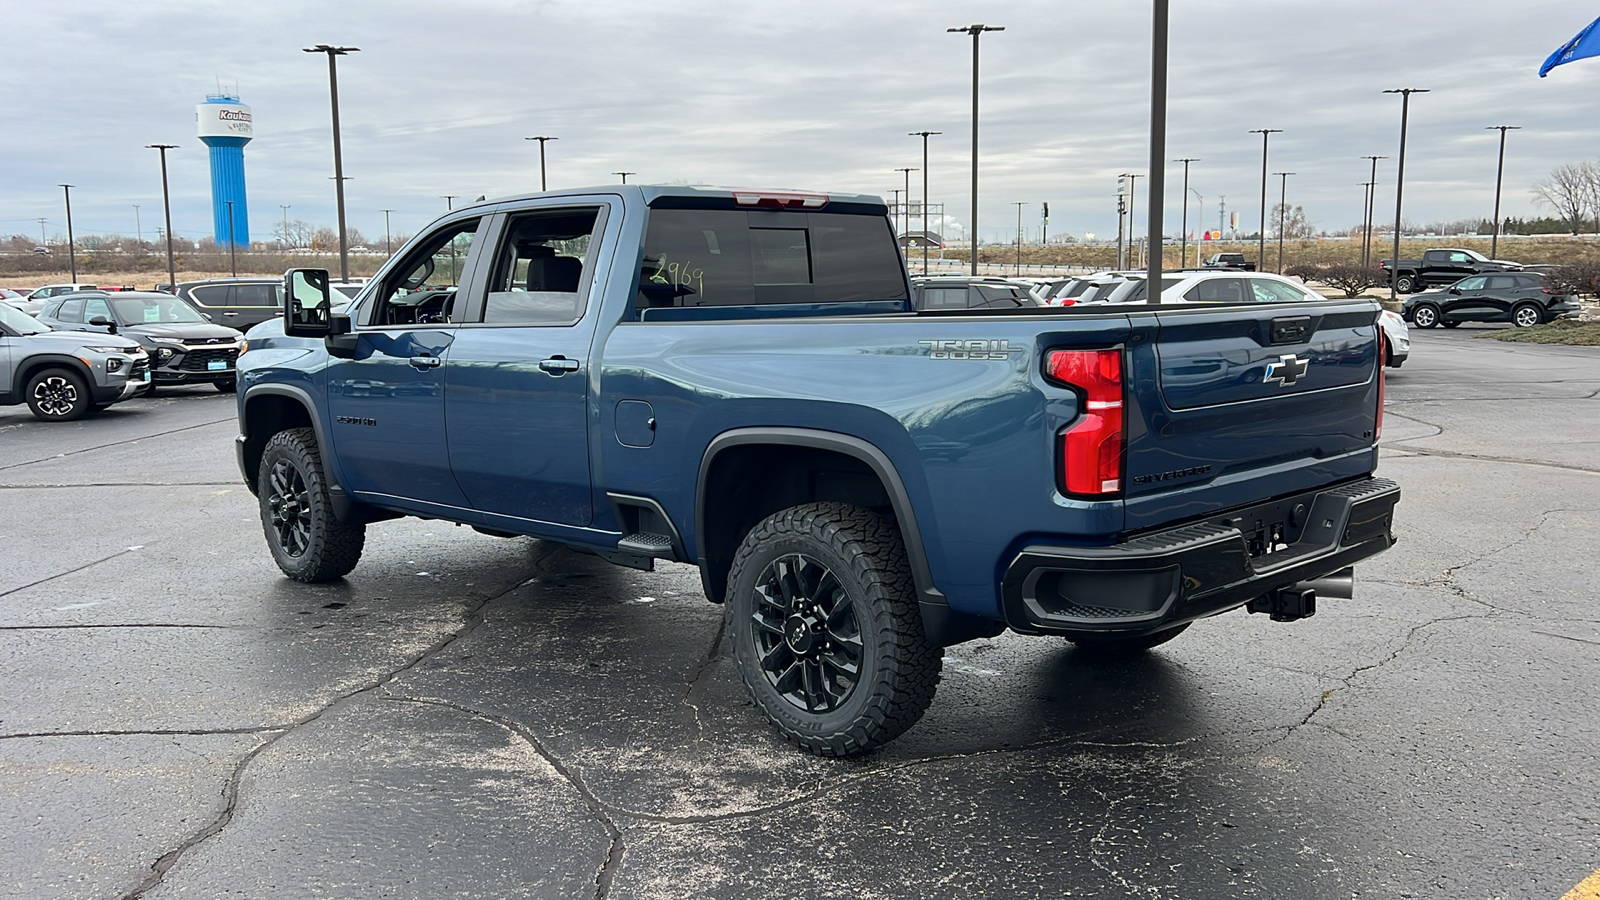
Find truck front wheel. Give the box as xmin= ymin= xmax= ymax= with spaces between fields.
xmin=258 ymin=427 xmax=365 ymax=582
xmin=726 ymin=502 xmax=942 ymax=756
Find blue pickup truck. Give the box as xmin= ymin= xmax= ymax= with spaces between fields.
xmin=236 ymin=185 xmax=1399 ymax=756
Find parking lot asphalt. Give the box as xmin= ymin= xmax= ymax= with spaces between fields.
xmin=2 ymin=325 xmax=1598 ymax=899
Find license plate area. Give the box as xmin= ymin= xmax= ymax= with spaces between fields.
xmin=1206 ymin=491 xmax=1320 ymax=558
xmin=207 ymin=359 xmax=229 ymax=371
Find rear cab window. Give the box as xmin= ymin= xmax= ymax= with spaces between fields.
xmin=635 ymin=203 xmax=908 ymax=313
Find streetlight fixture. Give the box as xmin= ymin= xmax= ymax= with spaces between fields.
xmin=225 ymin=200 xmax=238 ymax=277
xmin=441 ymin=195 xmax=457 ymax=210
xmin=1383 ymin=88 xmax=1429 ymax=301
xmin=909 ymin=131 xmax=941 ymax=275
xmin=895 ymin=167 xmax=919 ymax=240
xmin=948 ymin=22 xmax=1004 ymax=275
xmin=1249 ymin=128 xmax=1283 ymax=272
xmin=525 ymin=136 xmax=557 ymax=191
xmin=1360 ymin=155 xmax=1387 ymax=267
xmin=147 ymin=144 xmax=178 ymax=291
xmin=1012 ymin=201 xmax=1026 ymax=275
xmin=1174 ymin=157 xmax=1199 ymax=269
xmin=1273 ymin=172 xmax=1294 ymax=274
xmin=59 ymin=184 xmax=77 ymax=282
xmin=303 ymin=43 xmax=359 ymax=283
xmin=613 ymin=171 xmax=636 ymax=184
xmin=1486 ymin=125 xmax=1521 ymax=259
xmin=381 ymin=208 xmax=394 ymax=255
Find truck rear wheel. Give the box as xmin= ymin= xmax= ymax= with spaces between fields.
xmin=726 ymin=502 xmax=942 ymax=756
xmin=1395 ymin=274 xmax=1419 ymax=294
xmin=258 ymin=427 xmax=365 ymax=582
xmin=1068 ymin=623 xmax=1190 ymax=656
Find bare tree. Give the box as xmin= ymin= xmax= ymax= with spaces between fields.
xmin=1270 ymin=203 xmax=1316 ymax=239
xmin=1533 ymin=161 xmax=1599 ymax=235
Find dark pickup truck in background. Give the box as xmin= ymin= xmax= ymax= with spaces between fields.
xmin=237 ymin=185 xmax=1399 ymax=756
xmin=1204 ymin=252 xmax=1256 ymax=271
xmin=1380 ymin=247 xmax=1522 ymax=293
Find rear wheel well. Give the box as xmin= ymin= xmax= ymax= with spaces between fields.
xmin=241 ymin=394 xmax=314 ymax=494
xmin=699 ymin=444 xmax=895 ymax=603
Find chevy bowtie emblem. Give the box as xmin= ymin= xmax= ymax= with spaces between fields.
xmin=1263 ymin=353 xmax=1309 ymax=386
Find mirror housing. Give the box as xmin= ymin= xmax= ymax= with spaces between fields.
xmin=88 ymin=315 xmax=117 ymax=333
xmin=1447 ymin=287 xmax=1461 ymax=295
xmin=284 ymin=268 xmax=333 ymax=337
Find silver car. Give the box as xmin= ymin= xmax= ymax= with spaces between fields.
xmin=0 ymin=304 xmax=150 ymax=421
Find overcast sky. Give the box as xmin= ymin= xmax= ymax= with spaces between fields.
xmin=3 ymin=0 xmax=1598 ymax=246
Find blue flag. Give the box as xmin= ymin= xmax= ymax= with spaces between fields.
xmin=1540 ymin=15 xmax=1600 ymax=77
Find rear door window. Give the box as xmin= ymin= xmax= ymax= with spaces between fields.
xmin=1247 ymin=279 xmax=1311 ymax=303
xmin=976 ymin=285 xmax=1024 ymax=308
xmin=1184 ymin=278 xmax=1247 ymax=303
xmin=1483 ymin=275 xmax=1516 ymax=291
xmin=478 ymin=207 xmax=601 ymax=326
xmin=188 ymin=285 xmax=230 ymax=309
xmin=58 ymin=299 xmax=84 ymax=322
xmin=920 ymin=286 xmax=968 ymax=310
xmin=637 ymin=207 xmax=907 ymax=308
xmin=230 ymin=283 xmax=279 ymax=307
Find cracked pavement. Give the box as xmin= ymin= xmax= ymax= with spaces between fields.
xmin=2 ymin=324 xmax=1598 ymax=899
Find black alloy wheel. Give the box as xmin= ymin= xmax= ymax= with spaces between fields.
xmin=1411 ymin=303 xmax=1440 ymax=329
xmin=25 ymin=367 xmax=92 ymax=421
xmin=727 ymin=502 xmax=942 ymax=756
xmin=258 ymin=428 xmax=365 ymax=582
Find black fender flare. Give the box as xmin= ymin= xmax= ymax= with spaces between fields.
xmin=15 ymin=353 xmax=96 ymax=397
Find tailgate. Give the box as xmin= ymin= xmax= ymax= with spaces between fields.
xmin=1120 ymin=300 xmax=1382 ymax=533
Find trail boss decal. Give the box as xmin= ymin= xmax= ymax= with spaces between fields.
xmin=918 ymin=339 xmax=1026 ymax=360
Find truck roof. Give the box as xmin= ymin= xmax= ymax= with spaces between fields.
xmin=448 ymin=184 xmax=891 ymax=215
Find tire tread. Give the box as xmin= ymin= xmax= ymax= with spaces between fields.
xmin=259 ymin=427 xmax=365 ymax=582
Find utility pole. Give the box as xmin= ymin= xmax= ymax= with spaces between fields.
xmin=1124 ymin=173 xmax=1141 ymax=266
xmin=890 ymin=188 xmax=902 ymax=233
xmin=1360 ymin=156 xmax=1387 ymax=267
xmin=37 ymin=218 xmax=47 ymax=248
xmin=59 ymin=185 xmax=78 ymax=282
xmin=1486 ymin=125 xmax=1520 ymax=259
xmin=280 ymin=205 xmax=291 ymax=249
xmin=1274 ymin=172 xmax=1294 ymax=274
xmin=304 ymin=44 xmax=360 ymax=283
xmin=909 ymin=131 xmax=941 ymax=275
xmin=147 ymin=144 xmax=179 ymax=291
xmin=1249 ymin=128 xmax=1282 ymax=271
xmin=1175 ymin=158 xmax=1198 ymax=269
xmin=381 ymin=208 xmax=394 ymax=255
xmin=133 ymin=205 xmax=142 ymax=249
xmin=895 ymin=167 xmax=918 ymax=241
xmin=525 ymin=136 xmax=557 ymax=191
xmin=948 ymin=22 xmax=1004 ymax=275
xmin=1013 ymin=201 xmax=1026 ymax=274
xmin=1384 ymin=88 xmax=1429 ymax=301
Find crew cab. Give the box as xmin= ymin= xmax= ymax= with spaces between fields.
xmin=236 ymin=186 xmax=1399 ymax=756
xmin=1379 ymin=247 xmax=1521 ymax=294
xmin=1203 ymin=252 xmax=1256 ymax=271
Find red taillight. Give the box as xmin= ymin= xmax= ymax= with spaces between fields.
xmin=732 ymin=191 xmax=828 ymax=209
xmin=1046 ymin=349 xmax=1125 ymax=497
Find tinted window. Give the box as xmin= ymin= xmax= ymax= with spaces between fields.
xmin=1455 ymin=276 xmax=1487 ymax=291
xmin=58 ymin=299 xmax=84 ymax=322
xmin=976 ymin=285 xmax=1023 ymax=307
xmin=1247 ymin=279 xmax=1311 ymax=303
xmin=1483 ymin=275 xmax=1516 ymax=291
xmin=231 ymin=284 xmax=279 ymax=307
xmin=481 ymin=207 xmax=600 ymax=325
xmin=84 ymin=297 xmax=114 ymax=322
xmin=1184 ymin=278 xmax=1246 ymax=303
xmin=919 ymin=286 xmax=968 ymax=310
xmin=188 ymin=285 xmax=230 ymax=308
xmin=637 ymin=208 xmax=907 ymax=308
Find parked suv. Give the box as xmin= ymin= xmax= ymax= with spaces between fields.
xmin=36 ymin=291 xmax=243 ymax=392
xmin=0 ymin=302 xmax=149 ymax=420
xmin=173 ymin=278 xmax=284 ymax=331
xmin=1401 ymin=271 xmax=1580 ymax=329
xmin=910 ymin=276 xmax=1040 ymax=310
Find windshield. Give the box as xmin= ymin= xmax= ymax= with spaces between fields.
xmin=111 ymin=296 xmax=208 ymax=324
xmin=0 ymin=303 xmax=49 ymax=335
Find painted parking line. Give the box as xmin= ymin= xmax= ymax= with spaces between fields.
xmin=1562 ymin=869 xmax=1600 ymax=900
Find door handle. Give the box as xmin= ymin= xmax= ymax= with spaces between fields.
xmin=539 ymin=357 xmax=580 ymax=374
xmin=408 ymin=355 xmax=443 ymax=369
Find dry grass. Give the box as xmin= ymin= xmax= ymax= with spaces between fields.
xmin=1477 ymin=319 xmax=1600 ymax=345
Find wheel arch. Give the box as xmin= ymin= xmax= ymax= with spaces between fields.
xmin=16 ymin=354 xmax=95 ymax=397
xmin=239 ymin=385 xmax=324 ymax=497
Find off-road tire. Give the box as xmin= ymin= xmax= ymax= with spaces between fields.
xmin=258 ymin=427 xmax=365 ymax=582
xmin=726 ymin=502 xmax=942 ymax=757
xmin=26 ymin=367 xmax=93 ymax=422
xmin=1411 ymin=303 xmax=1440 ymax=328
xmin=1511 ymin=303 xmax=1542 ymax=328
xmin=1068 ymin=622 xmax=1191 ymax=656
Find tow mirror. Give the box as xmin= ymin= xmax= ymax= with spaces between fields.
xmin=284 ymin=268 xmax=332 ymax=337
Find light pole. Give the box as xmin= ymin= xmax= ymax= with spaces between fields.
xmin=1249 ymin=128 xmax=1282 ymax=272
xmin=1360 ymin=155 xmax=1387 ymax=267
xmin=1146 ymin=0 xmax=1169 ymax=301
xmin=225 ymin=200 xmax=238 ymax=276
xmin=279 ymin=205 xmax=291 ymax=250
xmin=1358 ymin=181 xmax=1373 ymax=266
xmin=133 ymin=205 xmax=142 ymax=250
xmin=909 ymin=131 xmax=941 ymax=274
xmin=1124 ymin=173 xmax=1141 ymax=266
xmin=147 ymin=144 xmax=178 ymax=291
xmin=381 ymin=208 xmax=393 ymax=255
xmin=525 ymin=135 xmax=557 ymax=191
xmin=613 ymin=171 xmax=635 ymax=184
xmin=59 ymin=184 xmax=77 ymax=282
xmin=1384 ymin=88 xmax=1429 ymax=301
xmin=1274 ymin=172 xmax=1294 ymax=274
xmin=948 ymin=22 xmax=1004 ymax=275
xmin=1188 ymin=187 xmax=1204 ymax=267
xmin=1486 ymin=125 xmax=1520 ymax=259
xmin=889 ymin=189 xmax=902 ymax=232
xmin=441 ymin=195 xmax=457 ymax=211
xmin=1013 ymin=201 xmax=1026 ymax=274
xmin=895 ymin=167 xmax=918 ymax=240
xmin=304 ymin=44 xmax=359 ymax=283
xmin=1175 ymin=157 xmax=1198 ymax=269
